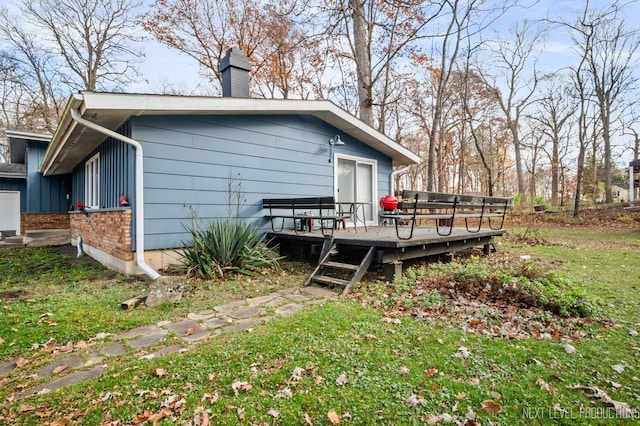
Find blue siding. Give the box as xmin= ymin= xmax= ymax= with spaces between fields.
xmin=0 ymin=179 xmax=27 ymax=211
xmin=132 ymin=114 xmax=392 ymax=250
xmin=25 ymin=141 xmax=71 ymax=213
xmin=72 ymin=124 xmax=135 ymax=210
xmin=71 ymin=123 xmax=136 ymax=249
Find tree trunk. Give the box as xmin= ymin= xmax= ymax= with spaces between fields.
xmin=349 ymin=0 xmax=374 ymax=126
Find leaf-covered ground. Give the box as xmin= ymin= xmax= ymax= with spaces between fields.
xmin=1 ymin=216 xmax=640 ymax=425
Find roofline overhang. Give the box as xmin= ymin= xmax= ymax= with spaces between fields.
xmin=0 ymin=173 xmax=26 ymax=179
xmin=6 ymin=129 xmax=53 ymax=142
xmin=41 ymin=92 xmax=420 ymax=175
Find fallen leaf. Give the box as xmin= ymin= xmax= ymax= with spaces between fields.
xmin=612 ymin=364 xmax=626 ymax=373
xmin=19 ymin=404 xmax=36 ymax=413
xmin=267 ymin=409 xmax=280 ymax=418
xmin=52 ymin=365 xmax=68 ymax=375
xmin=454 ymin=347 xmax=471 ymax=359
xmin=469 ymin=377 xmax=480 ymax=385
xmin=481 ymin=400 xmax=502 ymax=415
xmin=425 ymin=414 xmax=441 ymax=425
xmin=549 ymin=373 xmax=565 ymax=382
xmin=16 ymin=358 xmax=29 ymax=368
xmin=290 ymin=366 xmax=305 ymax=382
xmin=563 ymin=343 xmax=576 ymax=354
xmin=304 ymin=413 xmax=313 ymax=425
xmin=424 ymin=367 xmax=439 ymax=377
xmin=0 ymin=335 xmax=4 ymax=344
xmin=231 ymin=380 xmax=252 ymax=395
xmin=335 ymin=373 xmax=348 ymax=386
xmin=192 ymin=410 xmax=210 ymax=426
xmin=201 ymin=392 xmax=219 ymax=403
xmin=536 ymin=377 xmax=550 ymax=392
xmin=629 ymin=329 xmax=638 ymax=337
xmin=466 ymin=408 xmax=477 ymax=420
xmin=153 ymin=368 xmax=168 ymax=377
xmin=327 ymin=410 xmax=341 ymax=424
xmin=381 ymin=317 xmax=401 ymax=324
xmin=185 ymin=326 xmax=197 ymax=336
xmin=567 ymin=385 xmax=632 ymax=417
xmin=490 ymin=391 xmax=502 ymax=400
xmin=398 ymin=366 xmax=410 ymax=375
xmin=456 ymin=392 xmax=467 ymax=400
xmin=275 ymin=388 xmax=293 ymax=399
xmin=406 ymin=394 xmax=425 ymax=407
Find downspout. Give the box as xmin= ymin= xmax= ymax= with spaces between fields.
xmin=390 ymin=165 xmax=412 ymax=196
xmin=70 ymin=108 xmax=161 ymax=280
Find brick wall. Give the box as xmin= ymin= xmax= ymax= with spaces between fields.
xmin=69 ymin=209 xmax=134 ymax=261
xmin=21 ymin=213 xmax=70 ymax=234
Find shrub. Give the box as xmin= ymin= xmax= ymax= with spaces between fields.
xmin=177 ymin=220 xmax=280 ymax=279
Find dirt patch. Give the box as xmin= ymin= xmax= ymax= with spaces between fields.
xmin=0 ymin=289 xmax=27 ymax=300
xmin=50 ymin=244 xmax=102 ymax=267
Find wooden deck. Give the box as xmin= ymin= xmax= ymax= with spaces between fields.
xmin=267 ymin=225 xmax=506 ymax=282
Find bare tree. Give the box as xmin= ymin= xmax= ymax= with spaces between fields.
xmin=334 ymin=0 xmax=446 ymax=127
xmin=480 ymin=19 xmax=546 ymax=203
xmin=582 ymin=4 xmax=639 ymax=203
xmin=529 ymin=77 xmax=576 ymax=205
xmin=22 ymin=0 xmax=144 ymax=91
xmin=144 ymin=0 xmax=317 ymax=98
xmin=558 ymin=0 xmax=639 ymax=211
xmin=0 ymin=9 xmax=63 ymax=133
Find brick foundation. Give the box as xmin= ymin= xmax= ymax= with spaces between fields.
xmin=21 ymin=213 xmax=70 ymax=234
xmin=70 ymin=209 xmax=133 ymax=261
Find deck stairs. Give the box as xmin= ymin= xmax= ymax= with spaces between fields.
xmin=305 ymin=237 xmax=376 ymax=295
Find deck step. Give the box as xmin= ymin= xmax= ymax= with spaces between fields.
xmin=310 ymin=275 xmax=349 ymax=287
xmin=304 ymin=237 xmax=376 ymax=295
xmin=323 ymin=260 xmax=359 ymax=271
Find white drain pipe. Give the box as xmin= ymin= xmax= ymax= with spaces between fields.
xmin=390 ymin=165 xmax=412 ymax=196
xmin=70 ymin=108 xmax=161 ymax=280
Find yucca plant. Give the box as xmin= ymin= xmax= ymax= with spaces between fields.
xmin=178 ymin=220 xmax=280 ymax=279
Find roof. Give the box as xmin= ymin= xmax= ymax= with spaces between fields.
xmin=0 ymin=163 xmax=26 ymax=179
xmin=630 ymin=159 xmax=640 ymax=167
xmin=6 ymin=129 xmax=52 ymax=164
xmin=41 ymin=92 xmax=420 ymax=175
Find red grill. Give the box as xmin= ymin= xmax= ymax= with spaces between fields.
xmin=379 ymin=195 xmax=398 ymax=211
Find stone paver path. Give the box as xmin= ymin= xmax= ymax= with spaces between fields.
xmin=2 ymin=286 xmax=337 ymax=400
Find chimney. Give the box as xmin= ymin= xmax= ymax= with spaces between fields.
xmin=218 ymin=47 xmax=252 ymax=98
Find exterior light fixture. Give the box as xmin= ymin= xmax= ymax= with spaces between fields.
xmin=328 ymin=135 xmax=345 ymax=162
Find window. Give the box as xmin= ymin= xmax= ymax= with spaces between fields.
xmin=85 ymin=153 xmax=100 ymax=208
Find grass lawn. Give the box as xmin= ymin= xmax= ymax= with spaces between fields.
xmin=1 ymin=225 xmax=639 ymax=425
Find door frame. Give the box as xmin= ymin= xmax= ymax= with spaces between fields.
xmin=333 ymin=153 xmax=378 ymax=226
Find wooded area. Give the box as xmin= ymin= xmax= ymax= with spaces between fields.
xmin=1 ymin=0 xmax=639 ymax=215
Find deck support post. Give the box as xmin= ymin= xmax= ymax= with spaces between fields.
xmin=384 ymin=260 xmax=403 ymax=282
xmin=483 ymin=244 xmax=491 ymax=256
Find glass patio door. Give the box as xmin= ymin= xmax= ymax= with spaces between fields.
xmin=336 ymin=156 xmax=376 ymax=225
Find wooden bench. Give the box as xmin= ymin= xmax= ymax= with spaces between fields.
xmin=380 ymin=190 xmax=512 ymax=240
xmin=263 ymin=196 xmax=351 ymax=235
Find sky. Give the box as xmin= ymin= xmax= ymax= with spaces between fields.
xmin=132 ymin=0 xmax=640 ymax=91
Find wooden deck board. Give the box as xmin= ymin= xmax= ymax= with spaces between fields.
xmin=267 ymin=225 xmax=505 ymax=249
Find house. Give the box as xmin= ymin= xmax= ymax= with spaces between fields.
xmin=38 ymin=49 xmax=420 ymax=277
xmin=0 ymin=130 xmax=71 ymax=240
